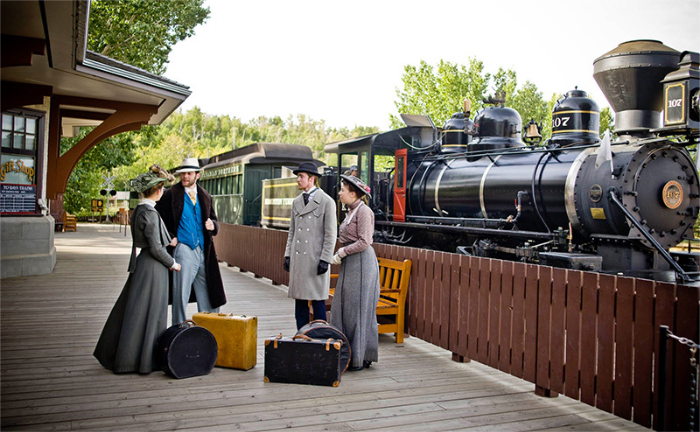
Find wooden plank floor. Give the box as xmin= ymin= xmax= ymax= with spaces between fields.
xmin=1 ymin=223 xmax=648 ymax=431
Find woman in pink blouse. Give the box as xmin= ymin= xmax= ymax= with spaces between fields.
xmin=330 ymin=175 xmax=381 ymax=371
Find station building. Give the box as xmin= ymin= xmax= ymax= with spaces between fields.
xmin=1 ymin=0 xmax=191 ymax=277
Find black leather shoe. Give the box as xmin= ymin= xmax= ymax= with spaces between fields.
xmin=363 ymin=361 xmax=372 ymax=369
xmin=347 ymin=364 xmax=364 ymax=371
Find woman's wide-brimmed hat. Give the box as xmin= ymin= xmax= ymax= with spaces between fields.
xmin=176 ymin=157 xmax=201 ymax=173
xmin=131 ymin=165 xmax=174 ymax=194
xmin=340 ymin=174 xmax=371 ymax=199
xmin=293 ymin=161 xmax=322 ymax=177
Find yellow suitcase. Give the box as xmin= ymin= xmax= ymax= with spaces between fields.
xmin=192 ymin=312 xmax=257 ymax=370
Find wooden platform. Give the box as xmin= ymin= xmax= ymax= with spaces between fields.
xmin=1 ymin=223 xmax=648 ymax=431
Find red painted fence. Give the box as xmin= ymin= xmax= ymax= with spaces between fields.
xmin=214 ymin=224 xmax=699 ymax=430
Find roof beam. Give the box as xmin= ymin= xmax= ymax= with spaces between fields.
xmin=0 ymin=34 xmax=46 ymax=68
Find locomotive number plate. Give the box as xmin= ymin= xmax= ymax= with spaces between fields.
xmin=589 ymin=184 xmax=603 ymax=203
xmin=662 ymin=180 xmax=683 ymax=209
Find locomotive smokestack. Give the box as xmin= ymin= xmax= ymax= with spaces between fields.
xmin=593 ymin=40 xmax=681 ymax=135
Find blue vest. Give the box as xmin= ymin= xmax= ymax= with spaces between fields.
xmin=177 ymin=194 xmax=204 ymax=250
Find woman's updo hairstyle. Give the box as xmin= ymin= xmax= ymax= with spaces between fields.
xmin=142 ymin=165 xmax=175 ymax=197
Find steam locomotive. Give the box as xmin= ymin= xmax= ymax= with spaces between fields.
xmin=313 ymin=40 xmax=699 ymax=284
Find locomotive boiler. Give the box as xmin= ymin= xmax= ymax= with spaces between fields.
xmin=323 ymin=40 xmax=700 ymax=283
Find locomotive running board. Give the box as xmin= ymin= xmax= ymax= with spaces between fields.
xmin=375 ymin=220 xmax=556 ymax=241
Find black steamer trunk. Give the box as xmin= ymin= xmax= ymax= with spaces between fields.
xmin=264 ymin=335 xmax=343 ymax=387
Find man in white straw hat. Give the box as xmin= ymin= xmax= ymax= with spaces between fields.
xmin=156 ymin=157 xmax=226 ymax=325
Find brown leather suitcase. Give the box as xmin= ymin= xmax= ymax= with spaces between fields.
xmin=264 ymin=334 xmax=343 ymax=387
xmin=192 ymin=312 xmax=257 ymax=370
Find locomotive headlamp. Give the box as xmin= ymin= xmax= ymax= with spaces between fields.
xmin=660 ymin=50 xmax=700 ymax=134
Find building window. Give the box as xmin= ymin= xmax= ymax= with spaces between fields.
xmin=1 ymin=110 xmax=44 ymax=215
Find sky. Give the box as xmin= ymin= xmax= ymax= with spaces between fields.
xmin=165 ymin=0 xmax=700 ymax=131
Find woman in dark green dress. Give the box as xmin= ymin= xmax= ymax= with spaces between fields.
xmin=94 ymin=165 xmax=180 ymax=373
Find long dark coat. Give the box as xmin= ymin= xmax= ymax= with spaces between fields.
xmin=155 ymin=181 xmax=226 ymax=309
xmin=93 ymin=204 xmax=172 ymax=373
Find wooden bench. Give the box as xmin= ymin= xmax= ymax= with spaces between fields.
xmin=63 ymin=211 xmax=77 ymax=232
xmin=327 ymin=257 xmax=412 ymax=343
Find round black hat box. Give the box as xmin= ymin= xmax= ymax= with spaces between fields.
xmin=156 ymin=320 xmax=218 ymax=379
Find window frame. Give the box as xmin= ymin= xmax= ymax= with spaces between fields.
xmin=1 ymin=108 xmax=46 ymax=216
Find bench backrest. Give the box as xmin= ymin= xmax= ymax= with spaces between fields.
xmin=378 ymin=258 xmax=411 ymax=304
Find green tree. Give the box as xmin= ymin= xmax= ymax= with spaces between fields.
xmin=390 ymin=59 xmax=553 ymax=145
xmin=389 ymin=59 xmax=489 ymax=129
xmin=87 ymin=0 xmax=210 ymax=74
xmin=510 ymin=81 xmax=551 ymax=141
xmin=61 ymin=129 xmax=139 ymax=214
xmin=63 ymin=0 xmax=210 ymax=214
xmin=599 ymin=106 xmax=615 ymax=137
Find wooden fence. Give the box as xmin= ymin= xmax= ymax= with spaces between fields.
xmin=213 ymin=223 xmax=699 ymax=430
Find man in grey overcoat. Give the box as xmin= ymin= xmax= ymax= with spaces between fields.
xmin=284 ymin=162 xmax=337 ymax=330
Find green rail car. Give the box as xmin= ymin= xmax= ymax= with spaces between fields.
xmin=198 ymin=143 xmax=319 ymax=226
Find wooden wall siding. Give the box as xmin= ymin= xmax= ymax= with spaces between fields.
xmin=214 ymin=224 xmax=700 ymax=430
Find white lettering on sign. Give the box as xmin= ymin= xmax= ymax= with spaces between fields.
xmin=263 ymin=198 xmax=294 ymax=206
xmin=668 ymin=98 xmax=683 ymax=108
xmin=553 ymin=116 xmax=570 ymax=128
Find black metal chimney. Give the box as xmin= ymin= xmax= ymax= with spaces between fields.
xmin=593 ymin=40 xmax=680 ymax=135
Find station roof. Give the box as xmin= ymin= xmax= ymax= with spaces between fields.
xmin=1 ymin=0 xmax=191 ymax=135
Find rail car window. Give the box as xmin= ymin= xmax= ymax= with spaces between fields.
xmin=360 ymin=151 xmax=369 ymax=184
xmin=340 ymin=154 xmax=358 ymax=176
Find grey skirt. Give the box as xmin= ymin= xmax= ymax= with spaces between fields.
xmin=330 ymin=246 xmax=380 ymax=367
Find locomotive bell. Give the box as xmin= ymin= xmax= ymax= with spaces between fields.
xmin=593 ymin=40 xmax=680 ymax=135
xmin=549 ymin=88 xmax=600 ymax=147
xmin=523 ymin=119 xmax=542 ymax=145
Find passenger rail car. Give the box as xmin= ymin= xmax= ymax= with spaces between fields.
xmin=198 ymin=142 xmax=321 ymax=226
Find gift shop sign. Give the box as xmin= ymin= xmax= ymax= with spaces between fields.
xmin=1 ymin=159 xmax=35 ymax=183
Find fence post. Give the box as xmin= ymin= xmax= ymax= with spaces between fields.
xmin=657 ymin=325 xmax=670 ymax=430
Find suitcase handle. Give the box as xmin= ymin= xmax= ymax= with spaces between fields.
xmin=309 ymin=319 xmax=329 ymax=325
xmin=214 ymin=313 xmax=247 ymax=318
xmin=292 ymin=334 xmax=313 ymax=341
xmin=179 ymin=319 xmax=197 ymax=329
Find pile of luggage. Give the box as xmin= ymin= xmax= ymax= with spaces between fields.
xmin=156 ymin=314 xmax=350 ymax=387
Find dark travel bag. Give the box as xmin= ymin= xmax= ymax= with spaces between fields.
xmin=296 ymin=320 xmax=351 ymax=373
xmin=156 ymin=320 xmax=218 ymax=379
xmin=264 ymin=334 xmax=343 ymax=387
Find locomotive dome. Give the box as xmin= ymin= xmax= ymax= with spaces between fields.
xmin=441 ymin=111 xmax=473 ymax=153
xmin=471 ymin=105 xmax=525 ymax=152
xmin=550 ymin=88 xmax=600 ymax=147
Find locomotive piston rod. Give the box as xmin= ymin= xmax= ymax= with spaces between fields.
xmin=608 ymin=189 xmax=693 ymax=282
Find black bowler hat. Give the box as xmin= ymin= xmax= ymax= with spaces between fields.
xmin=293 ymin=161 xmax=321 ymax=177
